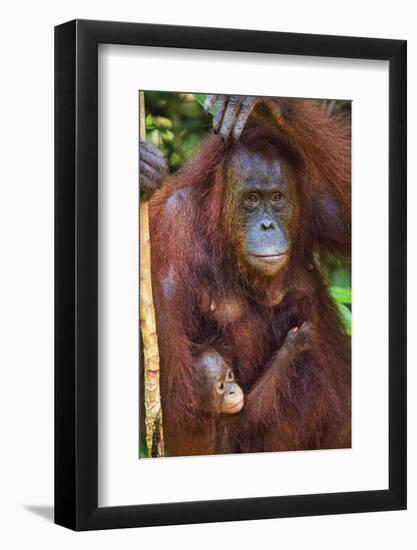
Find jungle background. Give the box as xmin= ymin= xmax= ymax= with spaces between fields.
xmin=140 ymin=91 xmax=352 ymax=457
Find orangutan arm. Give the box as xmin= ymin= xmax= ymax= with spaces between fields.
xmin=241 ymin=321 xmax=312 ymax=426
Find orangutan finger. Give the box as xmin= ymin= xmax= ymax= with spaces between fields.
xmin=140 ymin=161 xmax=162 ymax=182
xmin=232 ymin=96 xmax=258 ymax=142
xmin=140 ymin=142 xmax=167 ymax=174
xmin=203 ymin=94 xmax=218 ymax=113
xmin=219 ymin=96 xmax=242 ymax=142
xmin=140 ymin=141 xmax=165 ymax=163
xmin=141 ymin=152 xmax=167 ymax=173
xmin=212 ymin=95 xmax=228 ymax=134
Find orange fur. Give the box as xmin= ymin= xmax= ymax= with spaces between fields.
xmin=146 ymin=99 xmax=351 ymax=456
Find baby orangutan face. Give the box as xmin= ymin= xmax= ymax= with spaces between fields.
xmin=195 ymin=349 xmax=244 ymax=415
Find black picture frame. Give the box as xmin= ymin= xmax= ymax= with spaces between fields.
xmin=55 ymin=19 xmax=407 ymax=531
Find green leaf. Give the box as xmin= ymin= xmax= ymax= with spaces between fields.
xmin=160 ymin=129 xmax=174 ymax=143
xmin=153 ymin=116 xmax=172 ymax=129
xmin=139 ymin=430 xmax=149 ymax=458
xmin=336 ymin=303 xmax=352 ymax=336
xmin=330 ymin=266 xmax=351 ymax=288
xmin=145 ymin=113 xmax=154 ymax=129
xmin=169 ymin=152 xmax=182 ymax=168
xmin=330 ymin=286 xmax=352 ymax=305
xmin=149 ymin=129 xmax=163 ymax=148
xmin=192 ymin=93 xmax=216 ymax=116
xmin=193 ymin=93 xmax=207 ymax=108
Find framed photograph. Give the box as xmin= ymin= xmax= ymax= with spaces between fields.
xmin=55 ymin=19 xmax=406 ymax=530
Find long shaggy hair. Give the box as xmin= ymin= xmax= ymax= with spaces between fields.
xmin=147 ymin=98 xmax=351 ymax=456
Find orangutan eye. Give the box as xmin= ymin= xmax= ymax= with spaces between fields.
xmin=226 ymin=370 xmax=234 ymax=382
xmin=216 ymin=381 xmax=225 ymax=395
xmin=246 ymin=192 xmax=260 ymax=206
xmin=271 ymin=191 xmax=284 ymax=204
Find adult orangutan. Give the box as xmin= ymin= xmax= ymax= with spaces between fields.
xmin=139 ymin=95 xmax=351 ymax=457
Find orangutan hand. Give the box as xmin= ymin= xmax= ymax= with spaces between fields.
xmin=203 ymin=95 xmax=282 ymax=143
xmin=139 ymin=141 xmax=168 ymax=201
xmin=284 ymin=321 xmax=313 ymax=355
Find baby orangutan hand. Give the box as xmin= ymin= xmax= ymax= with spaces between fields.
xmin=284 ymin=321 xmax=313 ymax=354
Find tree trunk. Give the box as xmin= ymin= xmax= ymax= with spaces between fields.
xmin=139 ymin=91 xmax=165 ymax=457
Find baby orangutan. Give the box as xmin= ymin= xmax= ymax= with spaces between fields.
xmin=184 ymin=322 xmax=312 ymax=456
xmin=195 ymin=350 xmax=244 ymax=415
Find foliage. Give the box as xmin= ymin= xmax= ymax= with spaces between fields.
xmin=320 ymin=257 xmax=352 ymax=336
xmin=144 ymin=91 xmax=211 ymax=172
xmin=140 ymin=429 xmax=148 ymax=458
xmin=143 ymin=92 xmax=352 ymax=335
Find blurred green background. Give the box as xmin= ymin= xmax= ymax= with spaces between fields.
xmin=144 ymin=92 xmax=212 ymax=172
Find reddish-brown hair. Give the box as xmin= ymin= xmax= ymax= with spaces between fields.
xmin=147 ymin=98 xmax=351 ymax=456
